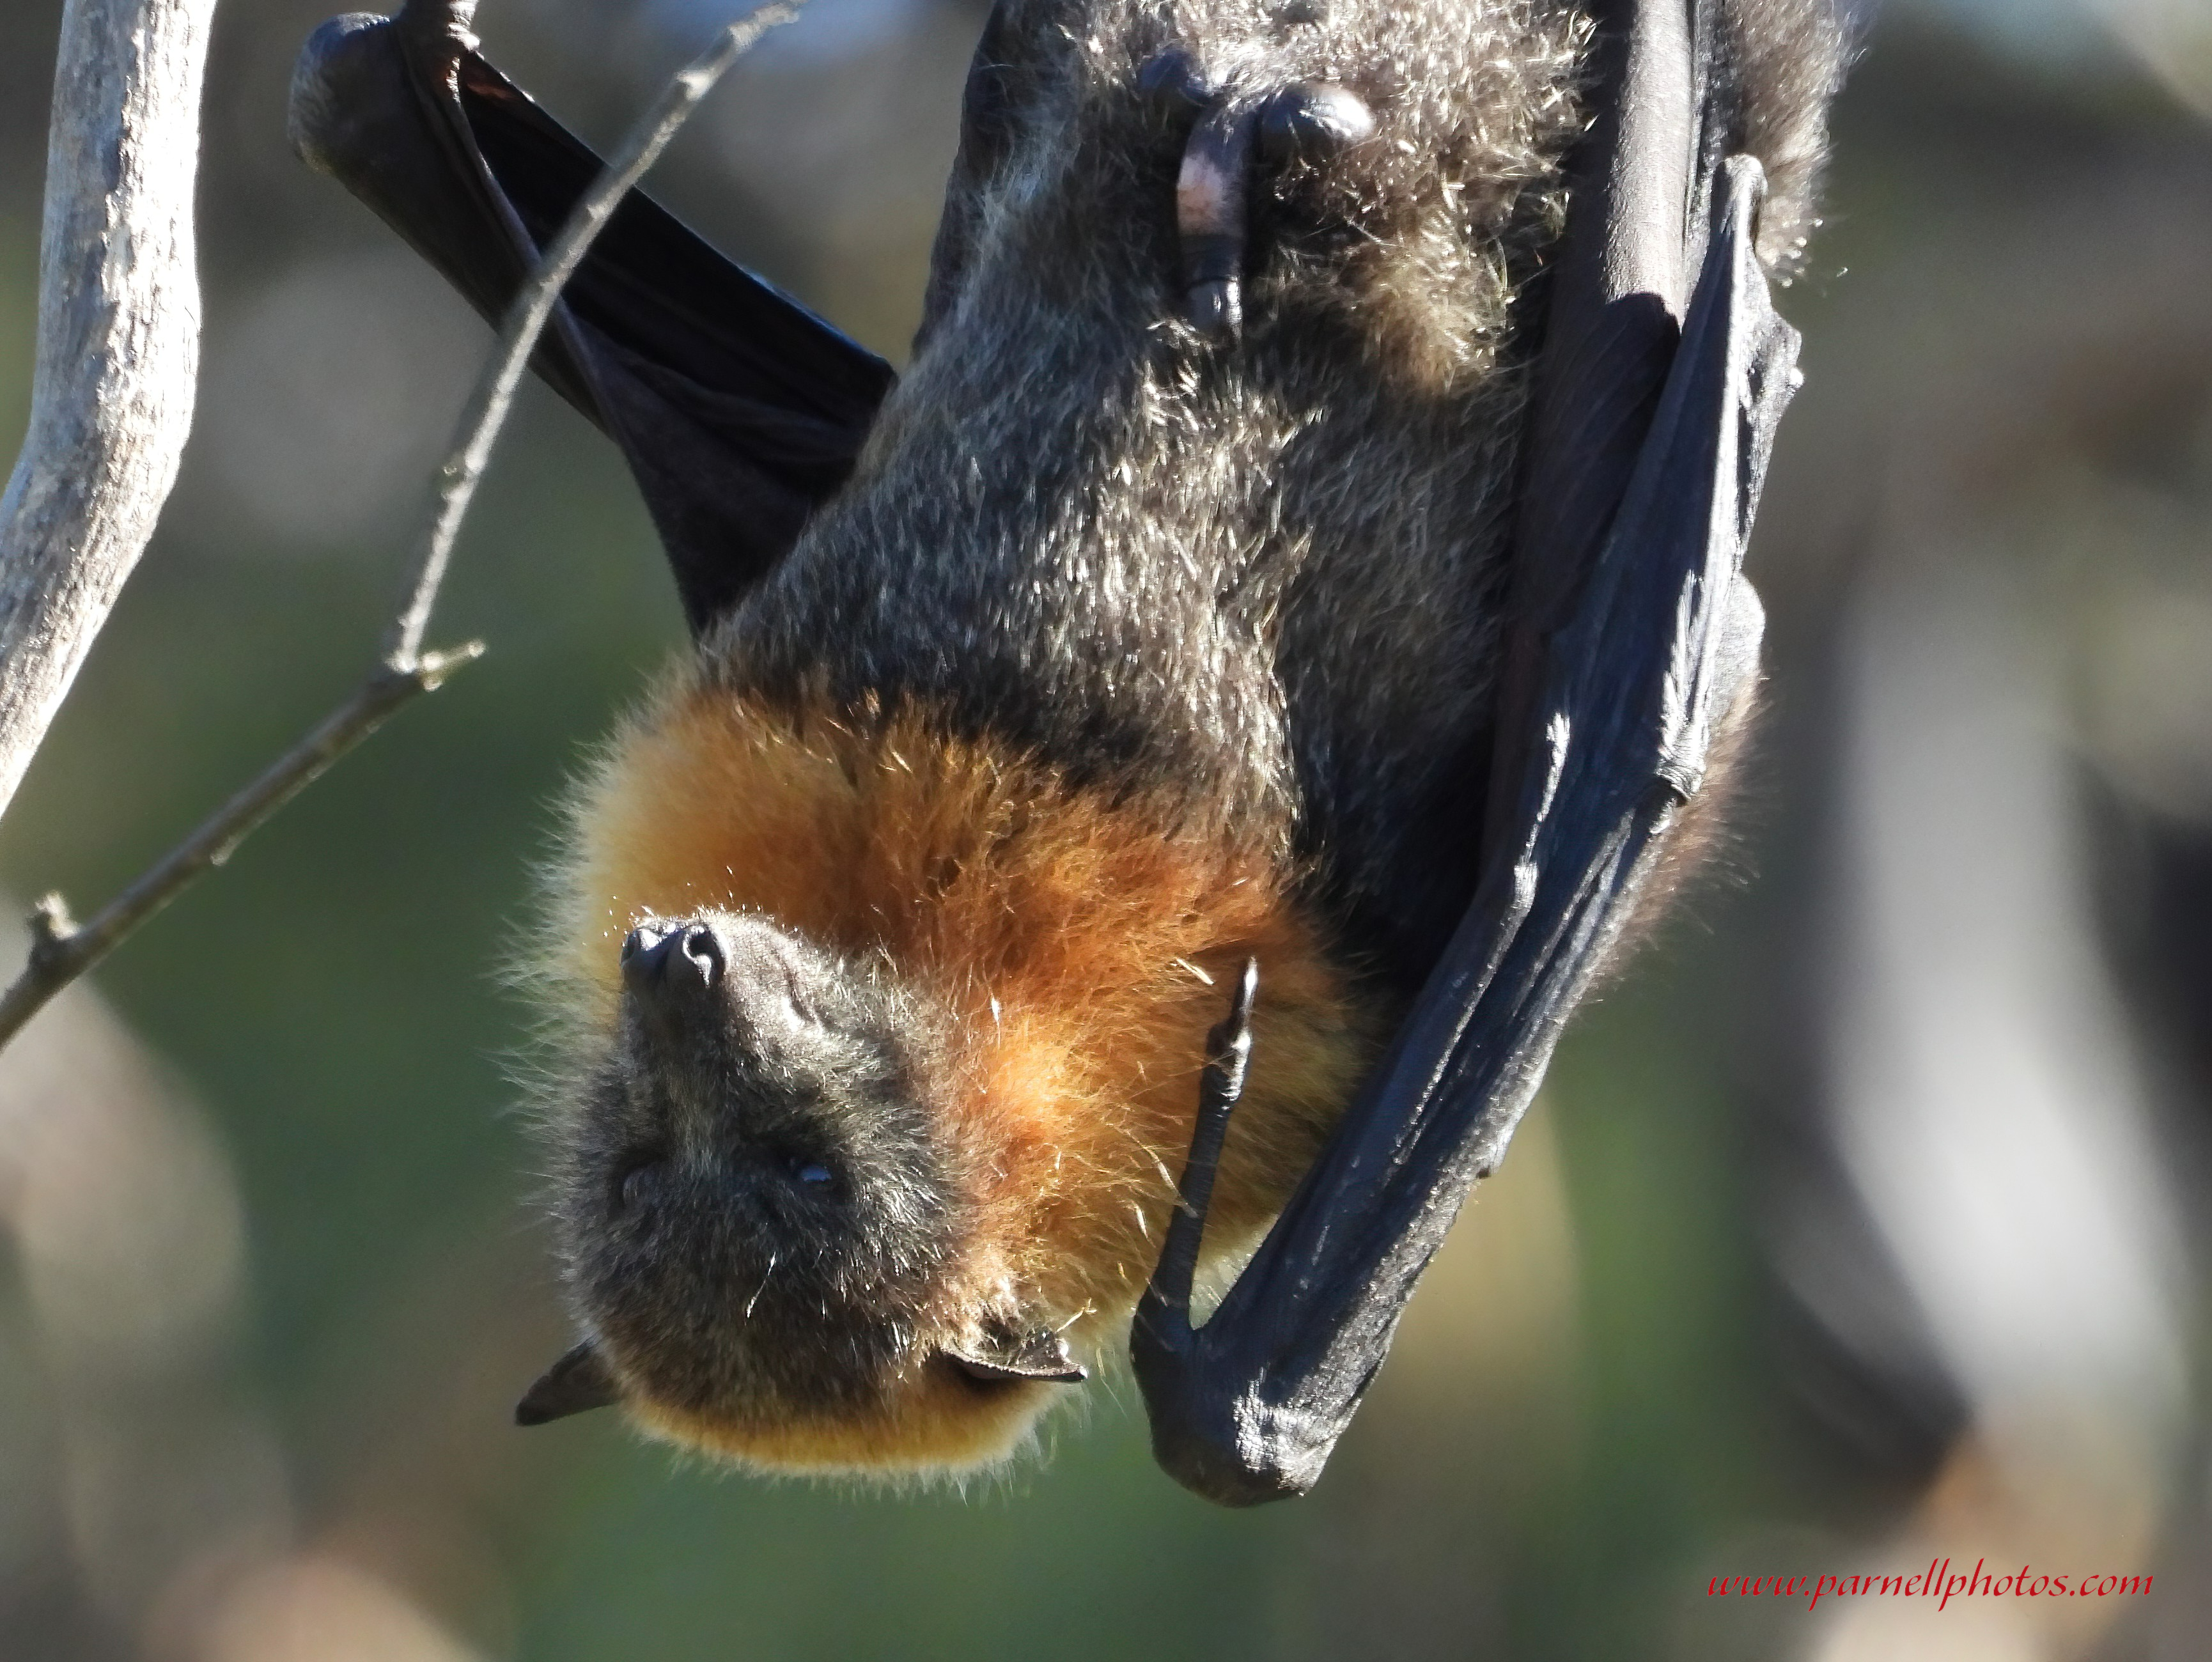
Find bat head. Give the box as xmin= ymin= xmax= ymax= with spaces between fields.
xmin=540 ymin=906 xmax=1098 ymax=1472
xmin=519 ymin=683 xmax=1369 ymax=1478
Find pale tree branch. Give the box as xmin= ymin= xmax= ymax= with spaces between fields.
xmin=0 ymin=0 xmax=804 ymax=1051
xmin=0 ymin=0 xmax=218 ymax=825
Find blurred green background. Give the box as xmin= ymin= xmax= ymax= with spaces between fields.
xmin=2 ymin=2 xmax=2209 ymax=1659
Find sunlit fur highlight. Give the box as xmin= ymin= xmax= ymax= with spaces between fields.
xmin=543 ymin=669 xmax=1380 ymax=1473
xmin=522 ymin=0 xmax=1845 ymax=1481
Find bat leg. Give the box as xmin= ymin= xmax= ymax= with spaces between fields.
xmin=1132 ymin=961 xmax=1261 ymax=1491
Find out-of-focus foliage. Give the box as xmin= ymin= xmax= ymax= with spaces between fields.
xmin=1 ymin=1 xmax=2209 ymax=1658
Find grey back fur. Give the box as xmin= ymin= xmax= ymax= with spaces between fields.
xmin=709 ymin=0 xmax=1846 ymax=991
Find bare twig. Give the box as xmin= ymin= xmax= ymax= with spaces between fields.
xmin=387 ymin=0 xmax=800 ymax=668
xmin=0 ymin=0 xmax=217 ymax=826
xmin=0 ymin=648 xmax=482 ymax=1043
xmin=0 ymin=1 xmax=802 ymax=1050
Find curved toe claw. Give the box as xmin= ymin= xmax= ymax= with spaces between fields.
xmin=1132 ymin=959 xmax=1305 ymax=1505
xmin=1185 ymin=276 xmax=1242 ymax=339
xmin=1160 ymin=66 xmax=1370 ymax=342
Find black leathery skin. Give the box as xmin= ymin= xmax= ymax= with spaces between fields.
xmin=1255 ymin=82 xmax=1375 ymax=167
xmin=514 ymin=1341 xmax=621 ymax=1425
xmin=285 ymin=9 xmax=896 ymax=638
xmin=1135 ymin=47 xmax=1217 ymax=115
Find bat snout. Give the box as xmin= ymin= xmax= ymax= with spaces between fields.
xmin=583 ymin=912 xmax=986 ymax=1429
xmin=619 ymin=913 xmax=835 ymax=1043
xmin=576 ymin=901 xmax=1113 ymax=1473
xmin=619 ymin=920 xmax=724 ymax=1011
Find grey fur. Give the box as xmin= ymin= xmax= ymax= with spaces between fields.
xmin=713 ymin=0 xmax=1841 ymax=988
xmin=554 ymin=0 xmax=1844 ymax=1447
xmin=563 ymin=912 xmax=962 ymax=1416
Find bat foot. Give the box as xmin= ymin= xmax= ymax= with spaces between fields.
xmin=1151 ymin=46 xmax=1372 ymax=346
xmin=1255 ymin=82 xmax=1374 ymax=167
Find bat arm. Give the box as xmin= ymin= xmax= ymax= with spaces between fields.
xmin=1131 ymin=155 xmax=1797 ymax=1506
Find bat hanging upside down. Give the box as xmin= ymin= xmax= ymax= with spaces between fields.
xmin=291 ymin=0 xmax=1844 ymax=1503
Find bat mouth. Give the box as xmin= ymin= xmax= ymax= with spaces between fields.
xmin=516 ymin=1311 xmax=1090 ymax=1479
xmin=547 ymin=905 xmax=1093 ymax=1473
xmin=627 ymin=1371 xmax=1076 ymax=1479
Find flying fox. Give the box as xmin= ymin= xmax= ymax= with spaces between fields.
xmin=290 ymin=0 xmax=1843 ymax=1503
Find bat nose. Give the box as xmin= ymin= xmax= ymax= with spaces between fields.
xmin=621 ymin=920 xmax=725 ymax=998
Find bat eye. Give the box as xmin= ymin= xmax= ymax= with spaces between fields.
xmin=613 ymin=1154 xmax=668 ymax=1216
xmin=790 ymin=1157 xmax=836 ymax=1189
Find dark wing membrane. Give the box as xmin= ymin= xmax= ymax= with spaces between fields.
xmin=288 ymin=3 xmax=895 ymax=631
xmin=1132 ymin=0 xmax=1800 ymax=1505
xmin=1484 ymin=0 xmax=1710 ymax=858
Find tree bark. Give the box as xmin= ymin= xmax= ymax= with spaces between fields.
xmin=0 ymin=0 xmax=217 ymax=825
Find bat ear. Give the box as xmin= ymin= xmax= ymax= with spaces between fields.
xmin=944 ymin=1326 xmax=1087 ymax=1384
xmin=290 ymin=4 xmax=895 ymax=636
xmin=515 ymin=1340 xmax=622 ymax=1425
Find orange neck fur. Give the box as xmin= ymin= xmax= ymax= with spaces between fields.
xmin=552 ymin=674 xmax=1377 ymax=1346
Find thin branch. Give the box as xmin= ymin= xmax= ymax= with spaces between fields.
xmin=0 ymin=0 xmax=218 ymax=826
xmin=0 ymin=647 xmax=482 ymax=1044
xmin=386 ymin=0 xmax=800 ymax=669
xmin=0 ymin=1 xmax=802 ymax=1051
